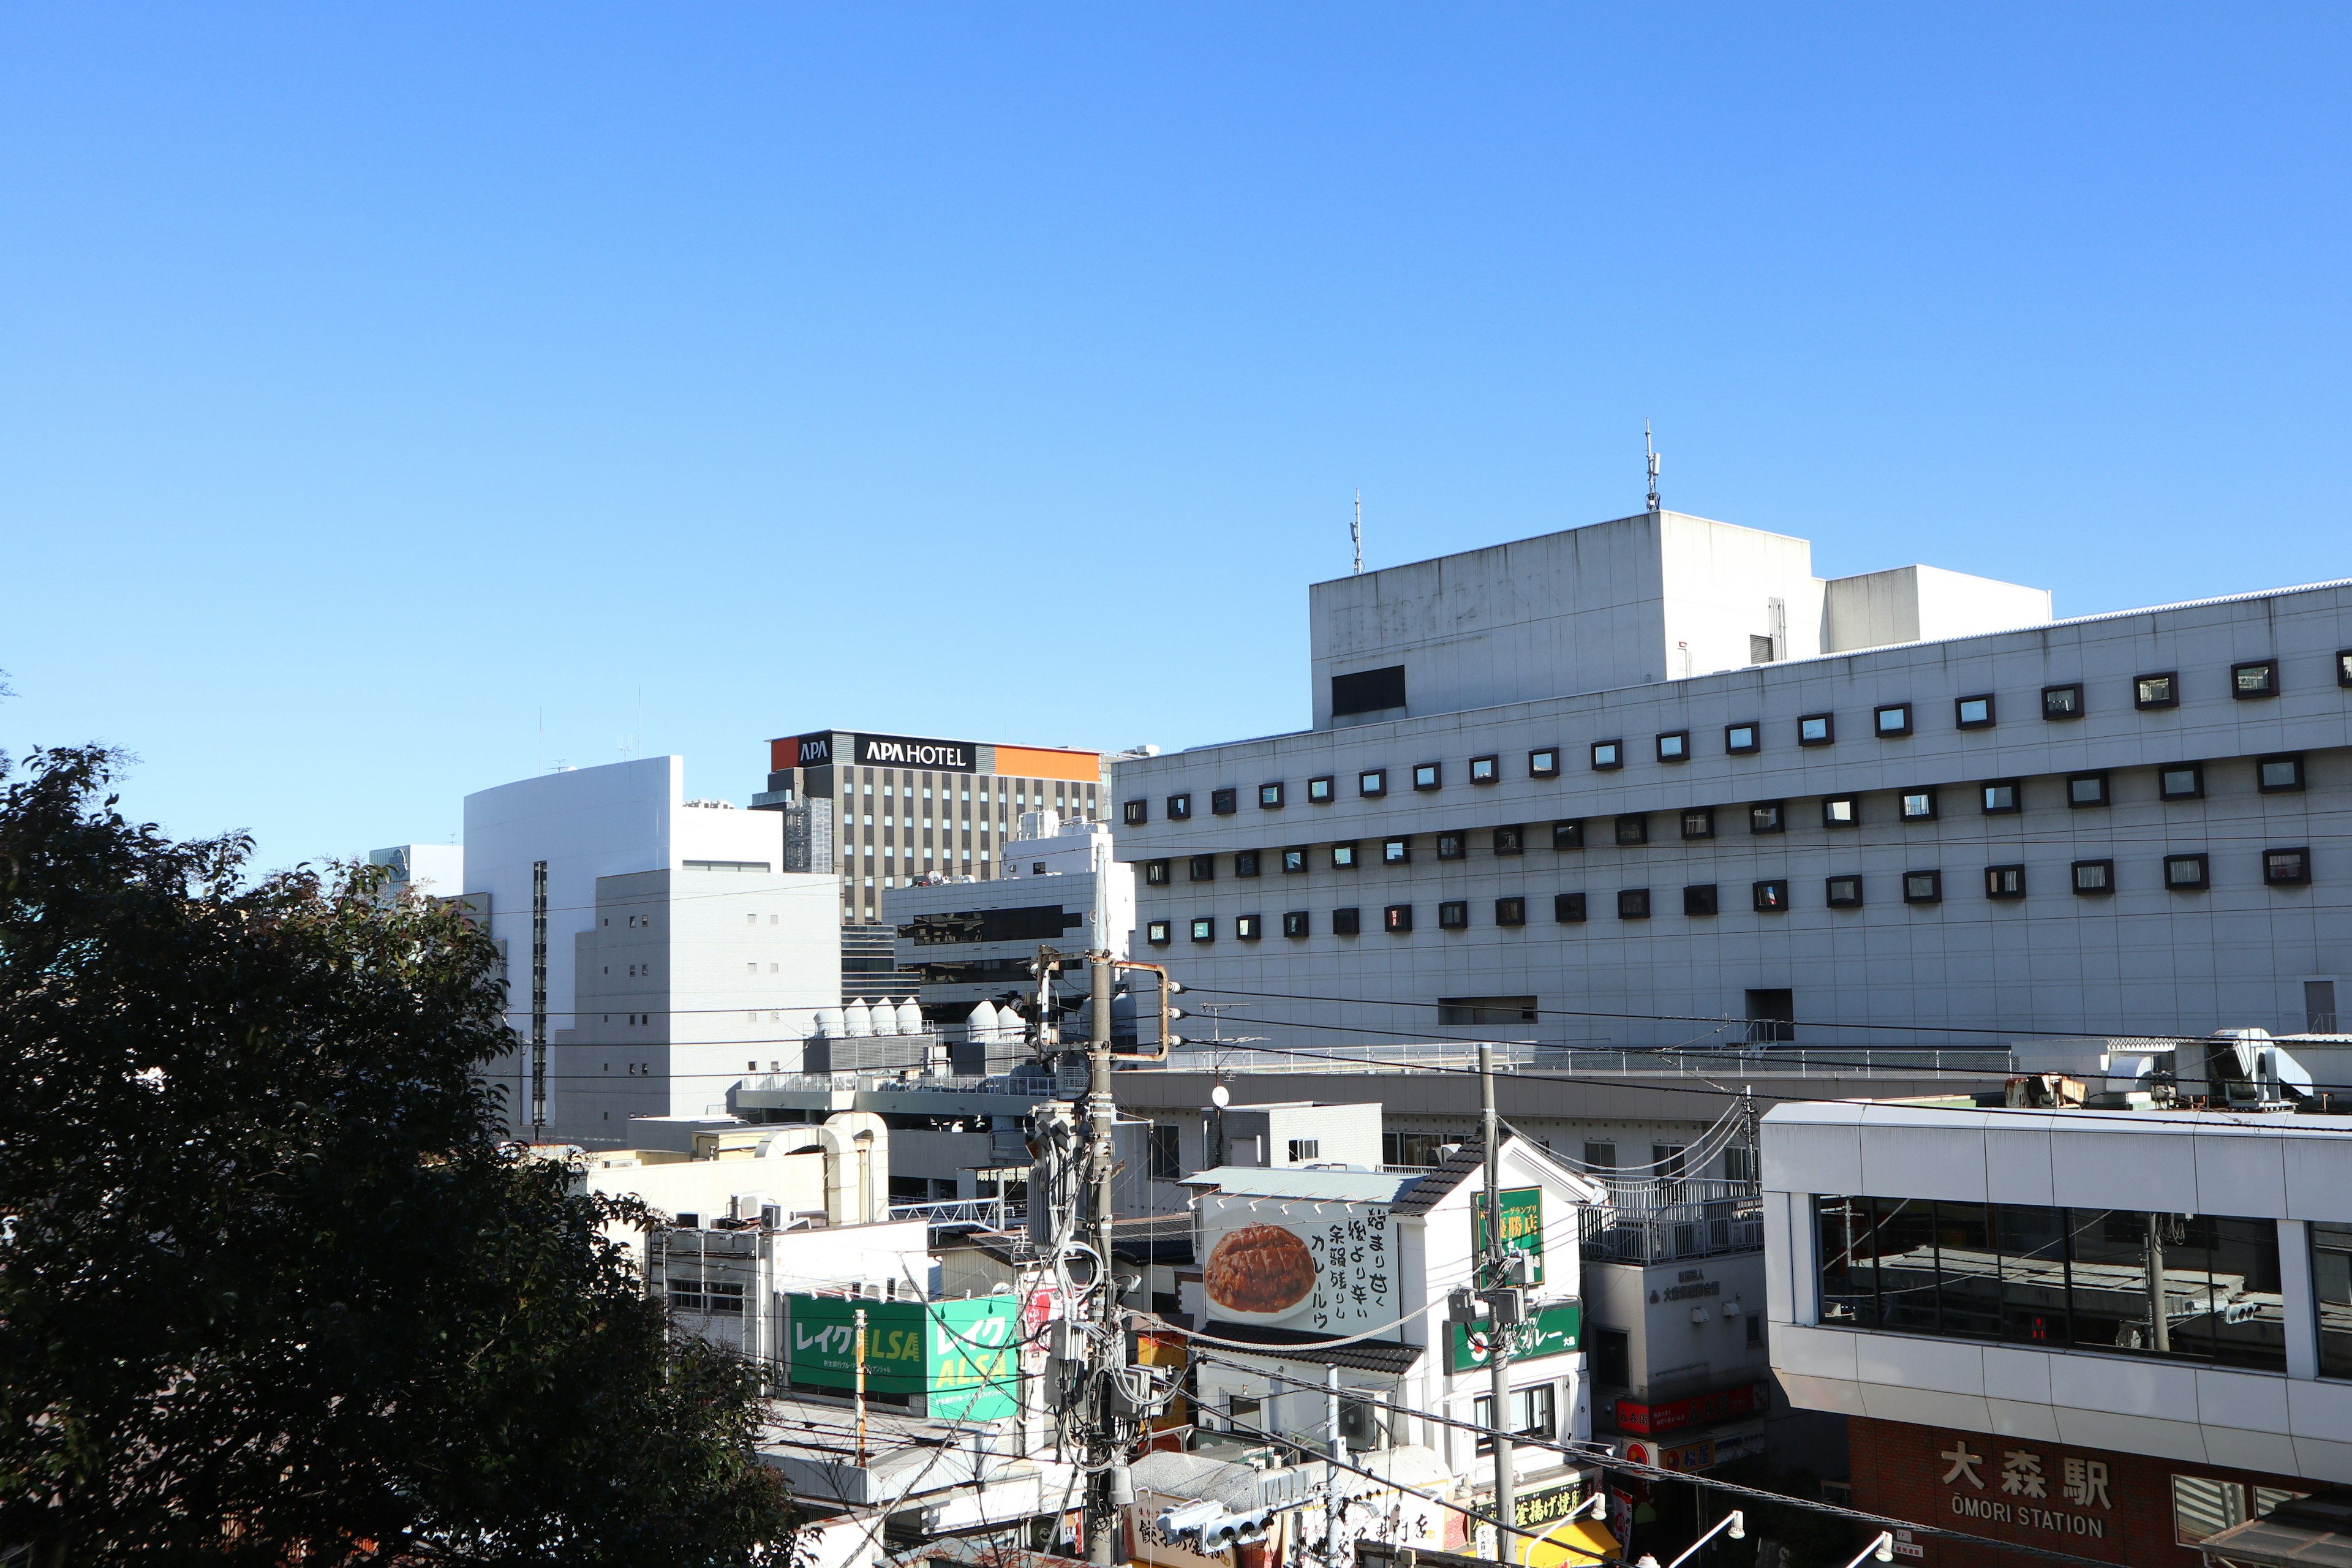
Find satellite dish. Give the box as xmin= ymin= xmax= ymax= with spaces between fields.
xmin=1211 ymin=1084 xmax=1230 ymax=1109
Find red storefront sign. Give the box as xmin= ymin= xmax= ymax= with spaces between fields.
xmin=1615 ymin=1381 xmax=1767 ymax=1436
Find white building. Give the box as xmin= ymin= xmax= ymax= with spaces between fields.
xmin=1760 ymin=1098 xmax=2352 ymax=1564
xmin=461 ymin=756 xmax=839 ymax=1145
xmin=1112 ymin=509 xmax=2351 ymax=1051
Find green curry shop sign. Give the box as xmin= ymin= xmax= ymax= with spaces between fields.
xmin=1446 ymin=1302 xmax=1582 ymax=1374
xmin=1472 ymin=1185 xmax=1545 ymax=1286
xmin=785 ymin=1294 xmax=1020 ymax=1422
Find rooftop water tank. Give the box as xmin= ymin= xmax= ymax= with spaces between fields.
xmin=842 ymin=1000 xmax=873 ymax=1038
xmin=967 ymin=999 xmax=1001 ymax=1039
xmin=813 ymin=1008 xmax=843 ymax=1038
xmin=894 ymin=998 xmax=924 ymax=1035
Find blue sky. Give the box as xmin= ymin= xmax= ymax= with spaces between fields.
xmin=4 ymin=6 xmax=2346 ymax=872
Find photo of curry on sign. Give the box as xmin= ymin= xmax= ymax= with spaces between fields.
xmin=1197 ymin=1194 xmax=1396 ymax=1333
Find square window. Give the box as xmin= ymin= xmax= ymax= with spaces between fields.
xmin=1591 ymin=740 xmax=1623 ymax=771
xmin=1823 ymin=796 xmax=1859 ymax=828
xmin=2135 ymin=671 xmax=2179 ymax=710
xmin=1798 ymin=713 xmax=1834 ymax=746
xmin=1825 ymin=875 xmax=1863 ymax=908
xmin=1657 ymin=731 xmax=1690 ymax=763
xmin=1382 ymin=837 xmax=1411 ymax=865
xmin=1359 ymin=769 xmax=1387 ymax=797
xmin=1899 ymin=788 xmax=1938 ymax=821
xmin=1470 ymin=755 xmax=1499 ymax=785
xmin=1492 ymin=825 xmax=1524 ymax=855
xmin=1413 ymin=762 xmax=1442 ymax=791
xmin=1903 ymin=870 xmax=1943 ymax=905
xmin=1529 ymin=747 xmax=1560 ymax=777
xmin=1875 ymin=703 xmax=1912 ymax=737
xmin=1235 ymin=850 xmax=1261 ymax=878
xmin=2072 ymin=859 xmax=2114 ymax=895
xmin=1981 ymin=780 xmax=2021 ymax=815
xmin=1144 ymin=859 xmax=1170 ymax=886
xmin=1235 ymin=914 xmax=1261 ymax=940
xmin=1146 ymin=919 xmax=1172 ymax=946
xmin=1332 ymin=907 xmax=1362 ymax=935
xmin=1188 ymin=854 xmax=1216 ymax=882
xmin=1725 ymin=722 xmax=1760 ymax=755
xmin=1166 ymin=793 xmax=1192 ymax=820
xmin=1616 ymin=888 xmax=1651 ymax=921
xmin=1683 ymin=883 xmax=1719 ymax=916
xmin=1123 ymin=799 xmax=1148 ymax=826
xmin=2233 ymin=659 xmax=2280 ymax=698
xmin=2165 ymin=853 xmax=2211 ymax=891
xmin=1383 ymin=904 xmax=1414 ymax=933
xmin=1436 ymin=832 xmax=1466 ymax=861
xmin=1985 ymin=864 xmax=2026 ymax=900
xmin=1615 ymin=813 xmax=1648 ymax=846
xmin=1749 ymin=801 xmax=1785 ymax=834
xmin=1259 ymin=782 xmax=1284 ymax=809
xmin=2339 ymin=649 xmax=2352 ymax=688
xmin=1494 ymin=896 xmax=1526 ymax=926
xmin=1752 ymin=878 xmax=1790 ymax=912
xmin=1282 ymin=847 xmax=1308 ymax=874
xmin=1553 ymin=892 xmax=1587 ymax=924
xmin=2068 ymin=772 xmax=2110 ymax=808
xmin=2160 ymin=763 xmax=2204 ymax=801
xmin=1189 ymin=918 xmax=1215 ymax=942
xmin=1283 ymin=910 xmax=1310 ymax=938
xmin=2265 ymin=848 xmax=2312 ymax=886
xmin=2259 ymin=754 xmax=2306 ymax=793
xmin=1210 ymin=787 xmax=1238 ymax=815
xmin=1681 ymin=807 xmax=1714 ymax=840
xmin=1438 ymin=900 xmax=1469 ymax=930
xmin=1956 ymin=694 xmax=1995 ymax=729
xmin=2043 ymin=683 xmax=2084 ymax=719
xmin=1330 ymin=843 xmax=1358 ymax=869
xmin=1307 ymin=775 xmax=1335 ymax=804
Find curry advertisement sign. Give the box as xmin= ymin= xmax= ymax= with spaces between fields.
xmin=1446 ymin=1302 xmax=1581 ymax=1374
xmin=1471 ymin=1186 xmax=1545 ymax=1286
xmin=785 ymin=1294 xmax=1019 ymax=1422
xmin=1199 ymin=1194 xmax=1396 ymax=1333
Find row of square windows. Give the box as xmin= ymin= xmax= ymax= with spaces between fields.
xmin=1140 ymin=758 xmax=2314 ymax=881
xmin=1125 ymin=656 xmax=2352 ymax=822
xmin=1142 ymin=848 xmax=2318 ymax=941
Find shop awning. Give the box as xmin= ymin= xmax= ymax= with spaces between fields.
xmin=2198 ymin=1489 xmax=2352 ymax=1567
xmin=1517 ymin=1520 xmax=1618 ymax=1568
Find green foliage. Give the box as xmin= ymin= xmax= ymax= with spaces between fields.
xmin=0 ymin=747 xmax=792 ymax=1565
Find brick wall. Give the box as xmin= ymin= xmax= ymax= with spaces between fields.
xmin=1846 ymin=1415 xmax=2309 ymax=1566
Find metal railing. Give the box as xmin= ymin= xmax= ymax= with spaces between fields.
xmin=886 ymin=1196 xmax=1025 ymax=1232
xmin=1581 ymin=1185 xmax=1765 ymax=1264
xmin=1156 ymin=1042 xmax=2009 ymax=1078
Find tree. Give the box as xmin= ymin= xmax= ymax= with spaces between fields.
xmin=0 ymin=746 xmax=792 ymax=1565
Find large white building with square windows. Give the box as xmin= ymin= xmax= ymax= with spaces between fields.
xmin=1109 ymin=510 xmax=2351 ymax=1051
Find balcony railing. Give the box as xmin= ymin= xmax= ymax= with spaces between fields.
xmin=887 ymin=1196 xmax=1025 ymax=1232
xmin=1582 ymin=1181 xmax=1764 ymax=1264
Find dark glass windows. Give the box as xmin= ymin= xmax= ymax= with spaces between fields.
xmin=2136 ymin=672 xmax=2180 ymax=710
xmin=1985 ymin=864 xmax=2027 ymax=899
xmin=1749 ymin=802 xmax=1785 ymax=834
xmin=1235 ymin=914 xmax=1261 ymax=940
xmin=1123 ymin=799 xmax=1148 ymax=826
xmin=1259 ymin=782 xmax=1285 ymax=809
xmin=1492 ymin=825 xmax=1524 ymax=855
xmin=2166 ymin=853 xmax=2211 ymax=891
xmin=1234 ymin=851 xmax=1261 ymax=878
xmin=2312 ymin=1224 xmax=2352 ymax=1378
xmin=1330 ymin=843 xmax=1358 ymax=869
xmin=1435 ymin=832 xmax=1466 ymax=861
xmin=1725 ymin=722 xmax=1759 ymax=755
xmin=1190 ymin=918 xmax=1215 ymax=942
xmin=1282 ymin=910 xmax=1310 ymax=938
xmin=1825 ymin=875 xmax=1863 ymax=908
xmin=1470 ymin=755 xmax=1499 ymax=785
xmin=1875 ymin=703 xmax=1912 ymax=737
xmin=1798 ymin=713 xmax=1834 ymax=746
xmin=1438 ymin=900 xmax=1469 ymax=930
xmin=1529 ymin=748 xmax=1560 ymax=778
xmin=1680 ymin=808 xmax=1714 ymax=841
xmin=1814 ymin=1196 xmax=2284 ymax=1371
xmin=2068 ymin=772 xmax=2110 ymax=808
xmin=1281 ymin=847 xmax=1308 ymax=874
xmin=1683 ymin=884 xmax=1719 ymax=916
xmin=2233 ymin=659 xmax=2280 ymax=698
xmin=1982 ymin=780 xmax=2021 ymax=815
xmin=1307 ymin=775 xmax=1335 ymax=804
xmin=1752 ymin=879 xmax=1790 ymax=913
xmin=1359 ymin=769 xmax=1387 ymax=798
xmin=1617 ymin=888 xmax=1651 ymax=920
xmin=1904 ymin=870 xmax=1942 ymax=904
xmin=1956 ymin=694 xmax=1995 ymax=729
xmin=1551 ymin=820 xmax=1585 ymax=851
xmin=1899 ymin=788 xmax=1938 ymax=821
xmin=1381 ymin=837 xmax=1411 ymax=865
xmin=1382 ymin=904 xmax=1413 ymax=933
xmin=1145 ymin=920 xmax=1171 ymax=946
xmin=1614 ymin=814 xmax=1648 ymax=846
xmin=2265 ymin=848 xmax=2312 ymax=886
xmin=2259 ymin=755 xmax=2306 ymax=793
xmin=1145 ymin=859 xmax=1171 ymax=886
xmin=1331 ymin=665 xmax=1406 ymax=717
xmin=1188 ymin=855 xmax=1216 ymax=882
xmin=1591 ymin=740 xmax=1623 ymax=771
xmin=1657 ymin=731 xmax=1690 ymax=763
xmin=1413 ymin=763 xmax=1442 ymax=791
xmin=2160 ymin=764 xmax=2205 ymax=801
xmin=2043 ymin=684 xmax=2084 ymax=720
xmin=1166 ymin=793 xmax=1192 ymax=820
xmin=1823 ymin=796 xmax=1859 ymax=828
xmin=1331 ymin=907 xmax=1361 ymax=935
xmin=1494 ymin=896 xmax=1526 ymax=927
xmin=1553 ymin=892 xmax=1587 ymax=924
xmin=1210 ymin=788 xmax=1238 ymax=816
xmin=2072 ymin=859 xmax=2114 ymax=895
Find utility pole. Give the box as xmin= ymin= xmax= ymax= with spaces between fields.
xmin=1084 ymin=948 xmax=1120 ymax=1564
xmin=854 ymin=1305 xmax=869 ymax=1464
xmin=1482 ymin=1042 xmax=1515 ymax=1559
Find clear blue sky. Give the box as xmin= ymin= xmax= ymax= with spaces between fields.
xmin=4 ymin=6 xmax=2347 ymax=873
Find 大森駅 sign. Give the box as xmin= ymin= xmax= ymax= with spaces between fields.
xmin=785 ymin=1293 xmax=1018 ymax=1422
xmin=1199 ymin=1194 xmax=1396 ymax=1334
xmin=1447 ymin=1303 xmax=1582 ymax=1373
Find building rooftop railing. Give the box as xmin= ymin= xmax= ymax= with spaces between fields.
xmin=1158 ymin=1042 xmax=2010 ymax=1079
xmin=1582 ymin=1179 xmax=1765 ymax=1264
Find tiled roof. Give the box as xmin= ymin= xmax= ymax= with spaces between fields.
xmin=1198 ymin=1322 xmax=1425 ymax=1374
xmin=1390 ymin=1139 xmax=1488 ymax=1215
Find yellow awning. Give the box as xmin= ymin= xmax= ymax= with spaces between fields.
xmin=1516 ymin=1519 xmax=1618 ymax=1568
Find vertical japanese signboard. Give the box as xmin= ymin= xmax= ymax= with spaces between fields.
xmin=1199 ymin=1196 xmax=1396 ymax=1333
xmin=1472 ymin=1186 xmax=1545 ymax=1285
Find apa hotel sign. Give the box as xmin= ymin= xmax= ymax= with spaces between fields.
xmin=794 ymin=731 xmax=978 ymax=773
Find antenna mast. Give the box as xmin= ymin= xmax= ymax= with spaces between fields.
xmin=1351 ymin=489 xmax=1363 ymax=575
xmin=1645 ymin=422 xmax=1662 ymax=515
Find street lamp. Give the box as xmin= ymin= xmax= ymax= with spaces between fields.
xmin=1841 ymin=1533 xmax=1895 ymax=1567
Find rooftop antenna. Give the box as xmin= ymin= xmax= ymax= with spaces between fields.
xmin=1645 ymin=422 xmax=1662 ymax=515
xmin=1351 ymin=488 xmax=1363 ymax=575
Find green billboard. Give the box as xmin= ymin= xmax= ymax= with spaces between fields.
xmin=1472 ymin=1185 xmax=1545 ymax=1286
xmin=1446 ymin=1302 xmax=1581 ymax=1374
xmin=785 ymin=1294 xmax=1020 ymax=1422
